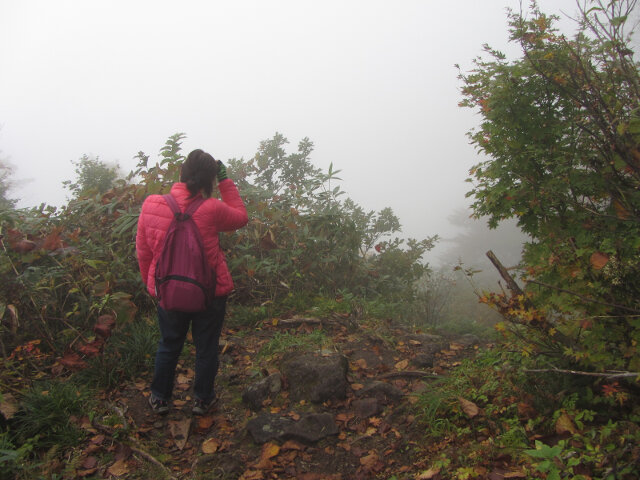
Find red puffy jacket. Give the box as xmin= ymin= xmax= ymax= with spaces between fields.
xmin=136 ymin=180 xmax=248 ymax=298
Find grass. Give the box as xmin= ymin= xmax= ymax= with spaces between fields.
xmin=258 ymin=330 xmax=330 ymax=359
xmin=76 ymin=317 xmax=158 ymax=389
xmin=11 ymin=381 xmax=93 ymax=451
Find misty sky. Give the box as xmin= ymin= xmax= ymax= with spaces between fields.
xmin=1 ymin=0 xmax=581 ymax=263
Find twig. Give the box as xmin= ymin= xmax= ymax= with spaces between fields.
xmin=524 ymin=368 xmax=640 ymax=379
xmin=92 ymin=420 xmax=177 ymax=480
xmin=376 ymin=371 xmax=440 ymax=380
xmin=277 ymin=317 xmax=325 ymax=327
xmin=526 ymin=279 xmax=640 ymax=314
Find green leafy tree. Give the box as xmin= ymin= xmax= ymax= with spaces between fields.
xmin=459 ymin=0 xmax=640 ymax=372
xmin=63 ymin=154 xmax=121 ymax=198
xmin=0 ymin=159 xmax=16 ymax=210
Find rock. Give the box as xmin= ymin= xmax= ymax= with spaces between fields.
xmin=246 ymin=414 xmax=292 ymax=444
xmin=285 ymin=413 xmax=339 ymax=444
xmin=457 ymin=334 xmax=480 ymax=347
xmin=411 ymin=352 xmax=434 ymax=368
xmin=353 ymin=397 xmax=382 ymax=418
xmin=246 ymin=413 xmax=338 ymax=444
xmin=282 ymin=354 xmax=348 ymax=403
xmin=357 ymin=381 xmax=404 ymax=404
xmin=242 ymin=373 xmax=282 ymax=411
xmin=407 ymin=334 xmax=446 ymax=354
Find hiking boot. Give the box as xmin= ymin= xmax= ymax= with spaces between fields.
xmin=192 ymin=395 xmax=217 ymax=415
xmin=148 ymin=394 xmax=170 ymax=415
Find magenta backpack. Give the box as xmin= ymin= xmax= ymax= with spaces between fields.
xmin=154 ymin=194 xmax=216 ymax=312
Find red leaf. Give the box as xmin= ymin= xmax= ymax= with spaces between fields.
xmin=59 ymin=352 xmax=88 ymax=370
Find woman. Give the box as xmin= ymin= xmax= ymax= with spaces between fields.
xmin=136 ymin=149 xmax=248 ymax=415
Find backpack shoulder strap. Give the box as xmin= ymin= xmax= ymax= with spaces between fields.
xmin=162 ymin=194 xmax=181 ymax=216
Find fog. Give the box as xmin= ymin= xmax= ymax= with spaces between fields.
xmin=0 ymin=0 xmax=581 ymax=266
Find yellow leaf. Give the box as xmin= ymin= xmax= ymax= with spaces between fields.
xmin=555 ymin=413 xmax=577 ymax=435
xmin=202 ymin=437 xmax=220 ymax=454
xmin=394 ymin=359 xmax=409 ymax=370
xmin=416 ymin=467 xmax=441 ymax=479
xmin=107 ymin=459 xmax=129 ymax=477
xmin=263 ymin=442 xmax=280 ymax=459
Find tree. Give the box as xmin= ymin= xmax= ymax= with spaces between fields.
xmin=63 ymin=155 xmax=121 ymax=198
xmin=0 ymin=158 xmax=17 ymax=210
xmin=459 ymin=0 xmax=640 ymax=372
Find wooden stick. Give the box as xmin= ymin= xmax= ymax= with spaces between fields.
xmin=486 ymin=250 xmax=526 ymax=297
xmin=377 ymin=371 xmax=440 ymax=380
xmin=524 ymin=368 xmax=640 ymax=379
xmin=92 ymin=421 xmax=177 ymax=480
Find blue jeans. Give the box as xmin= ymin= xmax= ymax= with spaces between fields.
xmin=150 ymin=297 xmax=226 ymax=403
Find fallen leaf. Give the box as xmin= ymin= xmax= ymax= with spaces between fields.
xmin=239 ymin=470 xmax=264 ymax=480
xmin=355 ymin=358 xmax=368 ymax=369
xmin=255 ymin=441 xmax=280 ymax=468
xmin=458 ymin=397 xmax=480 ymax=418
xmin=202 ymin=437 xmax=220 ymax=454
xmin=168 ymin=418 xmax=191 ymax=450
xmin=281 ymin=440 xmax=305 ymax=451
xmin=351 ymin=383 xmax=364 ymax=391
xmin=555 ymin=413 xmax=577 ymax=435
xmin=107 ymin=459 xmax=129 ymax=477
xmin=394 ymin=359 xmax=409 ymax=370
xmin=81 ymin=456 xmax=98 ymax=469
xmin=0 ymin=393 xmax=18 ymax=420
xmin=590 ymin=252 xmax=609 ymax=270
xmin=360 ymin=452 xmax=379 ymax=469
xmin=417 ymin=467 xmax=441 ymax=479
xmin=197 ymin=416 xmax=215 ymax=432
xmin=76 ymin=468 xmax=98 ymax=477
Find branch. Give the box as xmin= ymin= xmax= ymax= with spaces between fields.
xmin=376 ymin=371 xmax=440 ymax=380
xmin=524 ymin=368 xmax=640 ymax=379
xmin=527 ymin=279 xmax=640 ymax=314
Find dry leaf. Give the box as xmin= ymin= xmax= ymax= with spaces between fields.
xmin=254 ymin=441 xmax=280 ymax=469
xmin=0 ymin=393 xmax=18 ymax=420
xmin=458 ymin=397 xmax=480 ymax=418
xmin=281 ymin=440 xmax=305 ymax=451
xmin=590 ymin=251 xmax=609 ymax=270
xmin=197 ymin=415 xmax=215 ymax=432
xmin=107 ymin=459 xmax=129 ymax=477
xmin=260 ymin=442 xmax=280 ymax=460
xmin=351 ymin=383 xmax=364 ymax=391
xmin=355 ymin=358 xmax=368 ymax=369
xmin=360 ymin=452 xmax=379 ymax=469
xmin=168 ymin=418 xmax=190 ymax=450
xmin=555 ymin=413 xmax=577 ymax=435
xmin=81 ymin=456 xmax=98 ymax=469
xmin=394 ymin=359 xmax=409 ymax=370
xmin=416 ymin=467 xmax=441 ymax=479
xmin=202 ymin=437 xmax=220 ymax=454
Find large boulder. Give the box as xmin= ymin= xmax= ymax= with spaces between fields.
xmin=281 ymin=354 xmax=348 ymax=403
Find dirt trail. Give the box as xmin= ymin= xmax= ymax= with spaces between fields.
xmin=83 ymin=315 xmax=480 ymax=479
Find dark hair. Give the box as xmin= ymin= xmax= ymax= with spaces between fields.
xmin=180 ymin=149 xmax=219 ymax=198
